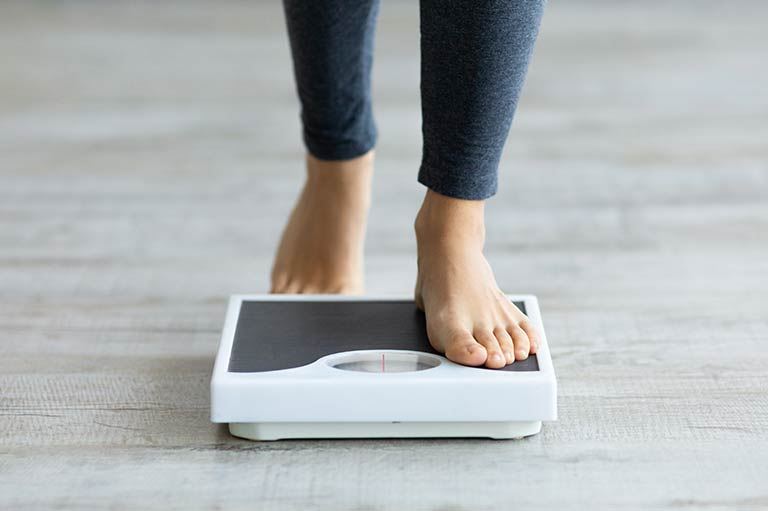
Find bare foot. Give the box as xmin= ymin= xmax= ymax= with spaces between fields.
xmin=270 ymin=151 xmax=373 ymax=294
xmin=414 ymin=190 xmax=539 ymax=369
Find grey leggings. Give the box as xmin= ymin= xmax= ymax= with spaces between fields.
xmin=282 ymin=0 xmax=544 ymax=200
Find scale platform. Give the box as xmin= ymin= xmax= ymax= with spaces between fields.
xmin=210 ymin=295 xmax=557 ymax=440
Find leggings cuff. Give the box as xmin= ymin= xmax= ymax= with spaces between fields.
xmin=417 ymin=154 xmax=498 ymax=200
xmin=303 ymin=127 xmax=377 ymax=162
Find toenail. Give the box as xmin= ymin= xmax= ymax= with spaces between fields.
xmin=504 ymin=351 xmax=514 ymax=361
xmin=491 ymin=353 xmax=504 ymax=363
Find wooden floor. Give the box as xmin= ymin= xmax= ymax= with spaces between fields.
xmin=2 ymin=1 xmax=767 ymax=509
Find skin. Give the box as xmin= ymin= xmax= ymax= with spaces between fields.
xmin=271 ymin=152 xmax=372 ymax=294
xmin=271 ymin=150 xmax=537 ymax=368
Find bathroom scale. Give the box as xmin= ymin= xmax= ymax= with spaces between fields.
xmin=210 ymin=295 xmax=557 ymax=440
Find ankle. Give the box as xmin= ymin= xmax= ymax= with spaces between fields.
xmin=415 ymin=189 xmax=486 ymax=245
xmin=305 ymin=151 xmax=374 ymax=206
xmin=307 ymin=151 xmax=374 ymax=183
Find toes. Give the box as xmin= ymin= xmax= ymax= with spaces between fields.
xmin=474 ymin=330 xmax=506 ymax=369
xmin=298 ymin=283 xmax=322 ymax=294
xmin=493 ymin=327 xmax=516 ymax=365
xmin=270 ymin=272 xmax=288 ymax=293
xmin=518 ymin=318 xmax=540 ymax=354
xmin=441 ymin=331 xmax=488 ymax=367
xmin=508 ymin=324 xmax=531 ymax=361
xmin=280 ymin=280 xmax=302 ymax=294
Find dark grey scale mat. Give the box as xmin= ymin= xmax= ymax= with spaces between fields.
xmin=229 ymin=300 xmax=539 ymax=373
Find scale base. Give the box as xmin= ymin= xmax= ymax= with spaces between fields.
xmin=229 ymin=421 xmax=542 ymax=441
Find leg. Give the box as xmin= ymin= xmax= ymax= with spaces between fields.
xmin=272 ymin=0 xmax=381 ymax=294
xmin=414 ymin=0 xmax=545 ymax=368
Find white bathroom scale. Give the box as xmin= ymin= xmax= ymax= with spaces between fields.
xmin=210 ymin=295 xmax=557 ymax=440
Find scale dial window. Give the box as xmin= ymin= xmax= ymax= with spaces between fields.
xmin=330 ymin=352 xmax=441 ymax=373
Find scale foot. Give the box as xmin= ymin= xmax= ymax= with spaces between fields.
xmin=229 ymin=421 xmax=542 ymax=441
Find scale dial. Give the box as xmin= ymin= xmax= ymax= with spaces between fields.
xmin=329 ymin=351 xmax=441 ymax=373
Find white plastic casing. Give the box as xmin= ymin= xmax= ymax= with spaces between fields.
xmin=210 ymin=295 xmax=557 ymax=430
